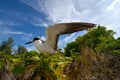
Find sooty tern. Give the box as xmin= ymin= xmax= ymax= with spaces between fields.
xmin=26 ymin=22 xmax=96 ymax=54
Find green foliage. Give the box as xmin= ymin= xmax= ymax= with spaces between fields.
xmin=16 ymin=45 xmax=28 ymax=54
xmin=12 ymin=63 xmax=25 ymax=75
xmin=64 ymin=41 xmax=80 ymax=57
xmin=0 ymin=37 xmax=14 ymax=54
xmin=0 ymin=25 xmax=120 ymax=80
xmin=0 ymin=51 xmax=4 ymax=68
xmin=14 ymin=52 xmax=72 ymax=80
xmin=1 ymin=49 xmax=120 ymax=80
xmin=108 ymin=37 xmax=120 ymax=55
xmin=64 ymin=26 xmax=116 ymax=56
xmin=23 ymin=51 xmax=40 ymax=66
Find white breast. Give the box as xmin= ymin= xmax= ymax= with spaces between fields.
xmin=33 ymin=40 xmax=56 ymax=54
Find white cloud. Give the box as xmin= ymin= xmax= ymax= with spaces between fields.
xmin=22 ymin=0 xmax=120 ymax=38
xmin=58 ymin=33 xmax=76 ymax=49
xmin=41 ymin=36 xmax=46 ymax=41
xmin=32 ymin=17 xmax=48 ymax=27
xmin=0 ymin=20 xmax=20 ymax=26
xmin=64 ymin=33 xmax=76 ymax=42
xmin=3 ymin=30 xmax=23 ymax=35
xmin=38 ymin=0 xmax=84 ymax=23
xmin=21 ymin=0 xmax=120 ymax=49
xmin=58 ymin=31 xmax=86 ymax=49
xmin=1 ymin=29 xmax=33 ymax=42
xmin=107 ymin=0 xmax=120 ymax=11
xmin=3 ymin=30 xmax=32 ymax=37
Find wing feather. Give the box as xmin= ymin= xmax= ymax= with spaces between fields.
xmin=46 ymin=22 xmax=96 ymax=50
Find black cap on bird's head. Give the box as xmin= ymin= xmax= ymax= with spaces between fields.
xmin=25 ymin=37 xmax=44 ymax=44
xmin=33 ymin=37 xmax=40 ymax=41
xmin=25 ymin=37 xmax=40 ymax=44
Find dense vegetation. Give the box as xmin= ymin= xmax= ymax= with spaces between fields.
xmin=65 ymin=26 xmax=120 ymax=56
xmin=0 ymin=26 xmax=120 ymax=80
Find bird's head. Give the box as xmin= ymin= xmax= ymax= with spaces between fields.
xmin=25 ymin=37 xmax=44 ymax=44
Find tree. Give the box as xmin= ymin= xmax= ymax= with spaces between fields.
xmin=64 ymin=26 xmax=116 ymax=56
xmin=107 ymin=37 xmax=120 ymax=55
xmin=83 ymin=26 xmax=115 ymax=53
xmin=64 ymin=42 xmax=80 ymax=57
xmin=16 ymin=45 xmax=27 ymax=54
xmin=0 ymin=37 xmax=14 ymax=54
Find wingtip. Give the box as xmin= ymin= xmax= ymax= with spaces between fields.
xmin=92 ymin=23 xmax=97 ymax=28
xmin=88 ymin=23 xmax=97 ymax=28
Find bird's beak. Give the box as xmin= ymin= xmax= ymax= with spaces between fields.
xmin=25 ymin=41 xmax=33 ymax=44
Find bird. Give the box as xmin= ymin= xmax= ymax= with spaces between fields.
xmin=25 ymin=22 xmax=96 ymax=54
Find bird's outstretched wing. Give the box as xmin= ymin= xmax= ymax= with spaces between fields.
xmin=46 ymin=22 xmax=96 ymax=50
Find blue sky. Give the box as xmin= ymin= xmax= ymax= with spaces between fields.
xmin=0 ymin=0 xmax=120 ymax=51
